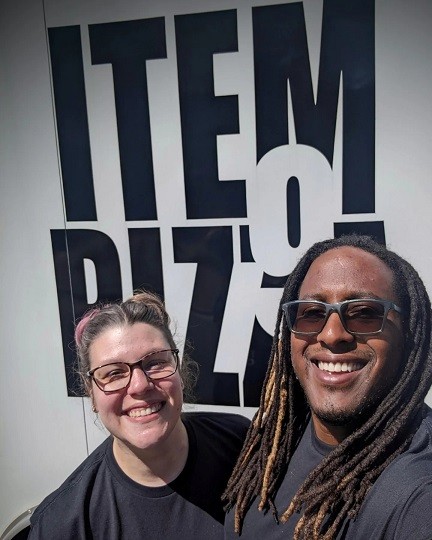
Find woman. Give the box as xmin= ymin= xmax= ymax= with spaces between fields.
xmin=29 ymin=291 xmax=249 ymax=539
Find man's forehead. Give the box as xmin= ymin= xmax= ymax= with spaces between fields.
xmin=298 ymin=246 xmax=396 ymax=300
xmin=303 ymin=246 xmax=392 ymax=276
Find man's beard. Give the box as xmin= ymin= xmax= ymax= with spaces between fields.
xmin=308 ymin=388 xmax=381 ymax=428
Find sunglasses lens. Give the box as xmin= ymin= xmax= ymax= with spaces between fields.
xmin=342 ymin=300 xmax=385 ymax=334
xmin=288 ymin=302 xmax=327 ymax=334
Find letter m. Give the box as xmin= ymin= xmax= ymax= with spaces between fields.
xmin=253 ymin=0 xmax=375 ymax=214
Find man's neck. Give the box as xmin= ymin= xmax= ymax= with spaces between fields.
xmin=311 ymin=414 xmax=351 ymax=445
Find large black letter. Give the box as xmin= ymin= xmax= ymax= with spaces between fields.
xmin=253 ymin=0 xmax=375 ymax=213
xmin=172 ymin=226 xmax=239 ymax=405
xmin=243 ymin=318 xmax=272 ymax=407
xmin=129 ymin=227 xmax=164 ymax=298
xmin=176 ymin=10 xmax=246 ymax=219
xmin=51 ymin=229 xmax=122 ymax=395
xmin=89 ymin=18 xmax=167 ymax=220
xmin=48 ymin=26 xmax=97 ymax=221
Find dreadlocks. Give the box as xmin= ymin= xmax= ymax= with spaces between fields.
xmin=224 ymin=235 xmax=432 ymax=539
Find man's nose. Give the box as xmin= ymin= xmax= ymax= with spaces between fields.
xmin=316 ymin=311 xmax=355 ymax=346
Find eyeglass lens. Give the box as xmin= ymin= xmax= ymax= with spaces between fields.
xmin=93 ymin=350 xmax=177 ymax=391
xmin=287 ymin=300 xmax=387 ymax=334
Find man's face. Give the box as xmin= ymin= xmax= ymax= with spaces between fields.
xmin=290 ymin=246 xmax=404 ymax=443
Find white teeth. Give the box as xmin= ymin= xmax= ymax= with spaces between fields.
xmin=128 ymin=403 xmax=163 ymax=417
xmin=317 ymin=361 xmax=363 ymax=373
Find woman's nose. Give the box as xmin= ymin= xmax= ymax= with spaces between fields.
xmin=127 ymin=364 xmax=153 ymax=394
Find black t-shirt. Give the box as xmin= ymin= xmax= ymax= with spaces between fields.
xmin=225 ymin=418 xmax=331 ymax=539
xmin=225 ymin=407 xmax=432 ymax=539
xmin=30 ymin=412 xmax=250 ymax=540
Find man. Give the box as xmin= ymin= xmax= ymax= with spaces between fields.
xmin=224 ymin=235 xmax=432 ymax=539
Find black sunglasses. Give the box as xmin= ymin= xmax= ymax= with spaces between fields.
xmin=282 ymin=299 xmax=402 ymax=336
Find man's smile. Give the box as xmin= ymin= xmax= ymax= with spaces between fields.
xmin=316 ymin=361 xmax=363 ymax=373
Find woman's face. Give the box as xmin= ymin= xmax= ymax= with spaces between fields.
xmin=89 ymin=322 xmax=184 ymax=455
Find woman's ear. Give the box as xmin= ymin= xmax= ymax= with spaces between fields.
xmin=88 ymin=386 xmax=98 ymax=413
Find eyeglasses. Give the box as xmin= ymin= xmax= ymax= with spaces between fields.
xmin=87 ymin=349 xmax=179 ymax=392
xmin=282 ymin=299 xmax=402 ymax=336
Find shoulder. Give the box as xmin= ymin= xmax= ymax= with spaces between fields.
xmin=389 ymin=407 xmax=432 ymax=487
xmin=347 ymin=409 xmax=432 ymax=539
xmin=173 ymin=413 xmax=250 ymax=523
xmin=29 ymin=437 xmax=111 ymax=535
xmin=182 ymin=412 xmax=250 ymax=460
xmin=417 ymin=405 xmax=432 ymax=442
xmin=371 ymin=406 xmax=432 ymax=489
xmin=182 ymin=411 xmax=250 ymax=436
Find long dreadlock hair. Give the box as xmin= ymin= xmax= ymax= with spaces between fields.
xmin=224 ymin=235 xmax=432 ymax=539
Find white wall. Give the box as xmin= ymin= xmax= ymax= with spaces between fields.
xmin=1 ymin=0 xmax=432 ymax=533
